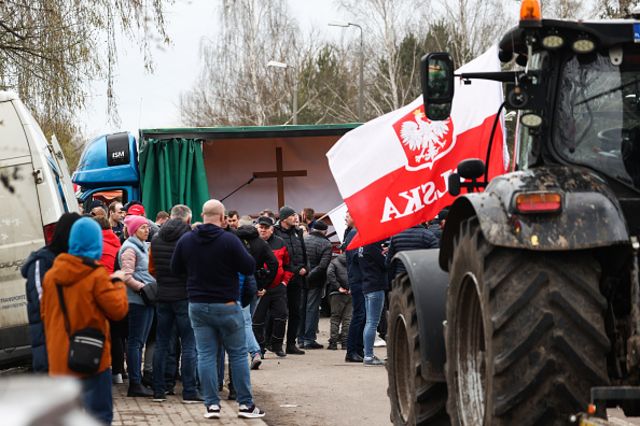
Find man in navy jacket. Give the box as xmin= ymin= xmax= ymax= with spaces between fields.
xmin=171 ymin=199 xmax=265 ymax=420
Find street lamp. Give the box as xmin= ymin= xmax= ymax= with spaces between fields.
xmin=329 ymin=21 xmax=364 ymax=122
xmin=267 ymin=60 xmax=298 ymax=125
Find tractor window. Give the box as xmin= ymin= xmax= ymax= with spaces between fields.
xmin=554 ymin=48 xmax=640 ymax=191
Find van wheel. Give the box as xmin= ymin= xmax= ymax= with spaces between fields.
xmin=388 ymin=273 xmax=449 ymax=425
xmin=446 ymin=217 xmax=610 ymax=425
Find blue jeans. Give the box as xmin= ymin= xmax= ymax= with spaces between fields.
xmin=243 ymin=304 xmax=261 ymax=357
xmin=302 ymin=287 xmax=322 ymax=344
xmin=363 ymin=290 xmax=385 ymax=358
xmin=82 ymin=368 xmax=113 ymax=424
xmin=153 ymin=300 xmax=197 ymax=398
xmin=127 ymin=303 xmax=154 ymax=384
xmin=346 ymin=282 xmax=365 ymax=356
xmin=189 ymin=302 xmax=254 ymax=407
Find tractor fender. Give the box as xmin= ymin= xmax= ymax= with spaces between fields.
xmin=439 ymin=166 xmax=629 ymax=271
xmin=393 ymin=249 xmax=448 ymax=382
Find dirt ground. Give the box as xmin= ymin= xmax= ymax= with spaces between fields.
xmin=250 ymin=317 xmax=391 ymax=426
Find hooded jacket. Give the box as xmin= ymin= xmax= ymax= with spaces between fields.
xmin=274 ymin=223 xmax=308 ymax=274
xmin=236 ymin=225 xmax=278 ymax=290
xmin=101 ymin=229 xmax=121 ymax=273
xmin=171 ymin=223 xmax=255 ymax=303
xmin=304 ymin=231 xmax=333 ymax=289
xmin=327 ymin=253 xmax=349 ymax=295
xmin=21 ymin=247 xmax=55 ymax=372
xmin=40 ymin=254 xmax=128 ymax=377
xmin=149 ymin=218 xmax=191 ymax=302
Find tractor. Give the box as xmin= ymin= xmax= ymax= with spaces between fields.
xmin=387 ymin=1 xmax=640 ymax=424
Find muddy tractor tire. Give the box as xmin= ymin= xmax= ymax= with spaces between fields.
xmin=445 ymin=218 xmax=610 ymax=425
xmin=388 ymin=273 xmax=450 ymax=426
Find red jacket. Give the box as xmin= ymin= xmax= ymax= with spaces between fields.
xmin=101 ymin=229 xmax=121 ymax=273
xmin=266 ymin=234 xmax=293 ymax=289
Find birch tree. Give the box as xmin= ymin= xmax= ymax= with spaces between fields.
xmin=180 ymin=0 xmax=300 ymax=126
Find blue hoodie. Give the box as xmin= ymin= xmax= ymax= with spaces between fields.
xmin=171 ymin=223 xmax=255 ymax=303
xmin=68 ymin=218 xmax=103 ymax=260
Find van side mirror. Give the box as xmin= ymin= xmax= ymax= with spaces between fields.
xmin=421 ymin=53 xmax=454 ymax=121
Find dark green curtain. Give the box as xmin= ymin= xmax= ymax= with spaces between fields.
xmin=139 ymin=138 xmax=210 ymax=220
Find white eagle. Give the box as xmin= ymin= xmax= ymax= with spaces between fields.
xmin=400 ymin=111 xmax=450 ymax=165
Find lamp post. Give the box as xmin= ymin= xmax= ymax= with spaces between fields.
xmin=329 ymin=21 xmax=364 ymax=122
xmin=267 ymin=60 xmax=298 ymax=125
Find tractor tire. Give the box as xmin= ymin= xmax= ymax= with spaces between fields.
xmin=445 ymin=218 xmax=610 ymax=425
xmin=388 ymin=273 xmax=450 ymax=426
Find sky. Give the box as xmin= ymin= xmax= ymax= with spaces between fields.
xmin=80 ymin=0 xmax=348 ymax=140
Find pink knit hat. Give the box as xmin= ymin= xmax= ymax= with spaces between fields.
xmin=124 ymin=215 xmax=148 ymax=236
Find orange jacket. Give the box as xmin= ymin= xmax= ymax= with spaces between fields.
xmin=41 ymin=253 xmax=128 ymax=377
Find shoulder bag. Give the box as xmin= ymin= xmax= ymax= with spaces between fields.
xmin=56 ymin=285 xmax=105 ymax=374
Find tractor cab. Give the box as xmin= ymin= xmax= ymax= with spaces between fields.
xmin=386 ymin=1 xmax=640 ymax=424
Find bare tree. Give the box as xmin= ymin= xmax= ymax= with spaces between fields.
xmin=181 ymin=0 xmax=301 ymax=126
xmin=0 ymin=0 xmax=169 ymax=122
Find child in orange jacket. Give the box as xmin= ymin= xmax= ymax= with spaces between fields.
xmin=41 ymin=217 xmax=128 ymax=425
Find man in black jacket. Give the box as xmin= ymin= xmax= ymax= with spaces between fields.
xmin=236 ymin=222 xmax=278 ymax=292
xmin=344 ymin=226 xmax=366 ymax=363
xmin=300 ymin=221 xmax=332 ymax=349
xmin=386 ymin=224 xmax=439 ymax=279
xmin=274 ymin=206 xmax=308 ymax=355
xmin=149 ymin=205 xmax=200 ymax=403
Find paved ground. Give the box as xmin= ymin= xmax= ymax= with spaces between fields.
xmin=113 ymin=317 xmax=390 ymax=425
xmin=112 ymin=385 xmax=267 ymax=425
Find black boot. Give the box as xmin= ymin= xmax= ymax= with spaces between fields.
xmin=128 ymin=382 xmax=153 ymax=397
xmin=286 ymin=344 xmax=305 ymax=355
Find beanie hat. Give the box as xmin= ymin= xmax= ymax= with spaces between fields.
xmin=311 ymin=221 xmax=328 ymax=231
xmin=68 ymin=217 xmax=103 ymax=260
xmin=127 ymin=203 xmax=145 ymax=216
xmin=48 ymin=212 xmax=82 ymax=255
xmin=125 ymin=215 xmax=148 ymax=236
xmin=278 ymin=206 xmax=296 ymax=221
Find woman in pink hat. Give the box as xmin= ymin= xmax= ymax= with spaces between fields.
xmin=118 ymin=214 xmax=157 ymax=397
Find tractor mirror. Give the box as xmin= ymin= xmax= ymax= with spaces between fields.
xmin=448 ymin=173 xmax=461 ymax=196
xmin=421 ymin=53 xmax=454 ymax=121
xmin=457 ymin=159 xmax=485 ymax=180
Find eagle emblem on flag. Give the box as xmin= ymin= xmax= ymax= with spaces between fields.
xmin=393 ymin=107 xmax=455 ymax=171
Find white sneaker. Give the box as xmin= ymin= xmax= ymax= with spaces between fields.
xmin=374 ymin=337 xmax=387 ymax=347
xmin=112 ymin=373 xmax=123 ymax=384
xmin=238 ymin=404 xmax=266 ymax=419
xmin=204 ymin=404 xmax=221 ymax=419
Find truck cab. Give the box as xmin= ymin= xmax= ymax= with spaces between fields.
xmin=73 ymin=132 xmax=140 ymax=208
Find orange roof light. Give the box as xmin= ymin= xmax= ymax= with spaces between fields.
xmin=520 ymin=0 xmax=542 ymax=23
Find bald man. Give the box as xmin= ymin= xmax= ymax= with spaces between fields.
xmin=171 ymin=199 xmax=265 ymax=419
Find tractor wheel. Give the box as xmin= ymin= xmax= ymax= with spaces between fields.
xmin=446 ymin=218 xmax=610 ymax=425
xmin=388 ymin=273 xmax=450 ymax=426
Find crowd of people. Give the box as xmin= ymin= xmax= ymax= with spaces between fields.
xmin=22 ymin=198 xmax=447 ymax=424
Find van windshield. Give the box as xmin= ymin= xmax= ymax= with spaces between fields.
xmin=554 ymin=48 xmax=640 ymax=191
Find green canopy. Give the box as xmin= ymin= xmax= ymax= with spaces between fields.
xmin=139 ymin=138 xmax=210 ymax=220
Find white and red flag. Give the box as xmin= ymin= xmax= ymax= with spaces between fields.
xmin=327 ymin=45 xmax=508 ymax=249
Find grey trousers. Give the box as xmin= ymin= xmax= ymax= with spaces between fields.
xmin=329 ymin=293 xmax=352 ymax=345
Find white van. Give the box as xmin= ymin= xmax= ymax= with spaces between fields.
xmin=0 ymin=91 xmax=77 ymax=366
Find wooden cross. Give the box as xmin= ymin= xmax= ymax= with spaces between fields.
xmin=253 ymin=147 xmax=307 ymax=208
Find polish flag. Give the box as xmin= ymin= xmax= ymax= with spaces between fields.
xmin=327 ymin=45 xmax=508 ymax=248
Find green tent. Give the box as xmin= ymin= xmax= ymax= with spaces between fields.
xmin=138 ymin=138 xmax=209 ymax=220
